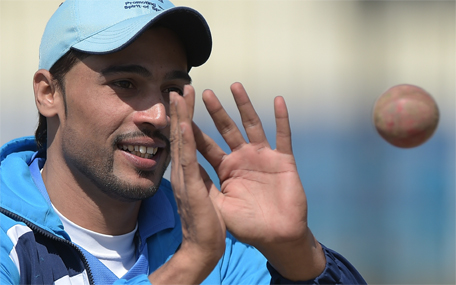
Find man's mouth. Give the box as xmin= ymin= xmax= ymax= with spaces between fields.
xmin=118 ymin=144 xmax=159 ymax=159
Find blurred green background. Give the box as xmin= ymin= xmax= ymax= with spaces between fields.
xmin=1 ymin=1 xmax=454 ymax=284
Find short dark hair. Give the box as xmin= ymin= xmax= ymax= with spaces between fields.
xmin=35 ymin=49 xmax=89 ymax=150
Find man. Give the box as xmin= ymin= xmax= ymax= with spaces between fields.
xmin=0 ymin=0 xmax=366 ymax=284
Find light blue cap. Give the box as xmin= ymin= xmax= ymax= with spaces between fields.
xmin=39 ymin=0 xmax=212 ymax=70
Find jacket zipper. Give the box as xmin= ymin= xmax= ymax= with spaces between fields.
xmin=0 ymin=207 xmax=95 ymax=285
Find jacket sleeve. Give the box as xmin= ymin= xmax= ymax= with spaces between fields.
xmin=1 ymin=223 xmax=21 ymax=285
xmin=114 ymin=241 xmax=366 ymax=285
xmin=267 ymin=243 xmax=366 ymax=284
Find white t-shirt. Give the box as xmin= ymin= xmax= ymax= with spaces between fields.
xmin=52 ymin=205 xmax=137 ymax=278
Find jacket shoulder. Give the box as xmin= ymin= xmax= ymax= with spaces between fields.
xmin=0 ymin=136 xmax=37 ymax=164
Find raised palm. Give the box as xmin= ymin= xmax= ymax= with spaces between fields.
xmin=171 ymin=83 xmax=325 ymax=281
xmin=195 ymin=83 xmax=309 ymax=251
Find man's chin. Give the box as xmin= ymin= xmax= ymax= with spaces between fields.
xmin=100 ymin=181 xmax=162 ymax=202
xmin=106 ymin=159 xmax=169 ymax=201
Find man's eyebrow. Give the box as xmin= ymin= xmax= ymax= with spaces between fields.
xmin=165 ymin=70 xmax=192 ymax=84
xmin=100 ymin=64 xmax=152 ymax=77
xmin=100 ymin=65 xmax=191 ymax=83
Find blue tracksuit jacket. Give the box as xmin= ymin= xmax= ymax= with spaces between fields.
xmin=1 ymin=136 xmax=366 ymax=284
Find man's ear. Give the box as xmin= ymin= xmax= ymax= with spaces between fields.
xmin=33 ymin=69 xmax=63 ymax=118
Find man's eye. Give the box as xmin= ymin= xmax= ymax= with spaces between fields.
xmin=164 ymin=87 xmax=183 ymax=96
xmin=113 ymin=80 xmax=134 ymax=89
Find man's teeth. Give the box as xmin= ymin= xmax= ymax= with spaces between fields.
xmin=120 ymin=145 xmax=158 ymax=158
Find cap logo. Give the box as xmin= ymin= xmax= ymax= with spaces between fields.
xmin=124 ymin=1 xmax=164 ymax=11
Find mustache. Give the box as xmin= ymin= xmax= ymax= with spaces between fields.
xmin=113 ymin=130 xmax=170 ymax=150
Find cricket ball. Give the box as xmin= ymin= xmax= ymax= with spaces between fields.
xmin=372 ymin=84 xmax=439 ymax=148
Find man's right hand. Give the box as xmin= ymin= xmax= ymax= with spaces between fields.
xmin=148 ymin=87 xmax=225 ymax=285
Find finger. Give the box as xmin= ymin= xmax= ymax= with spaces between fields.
xmin=192 ymin=121 xmax=226 ymax=171
xmin=230 ymin=82 xmax=269 ymax=146
xmin=173 ymin=93 xmax=206 ymax=190
xmin=274 ymin=96 xmax=293 ymax=154
xmin=202 ymin=89 xmax=246 ymax=150
xmin=169 ymin=93 xmax=183 ymax=186
xmin=183 ymin=85 xmax=195 ymax=121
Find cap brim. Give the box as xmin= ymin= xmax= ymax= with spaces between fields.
xmin=72 ymin=7 xmax=211 ymax=67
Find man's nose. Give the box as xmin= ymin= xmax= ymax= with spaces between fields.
xmin=133 ymin=101 xmax=170 ymax=130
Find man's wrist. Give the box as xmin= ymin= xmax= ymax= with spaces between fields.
xmin=259 ymin=230 xmax=326 ymax=282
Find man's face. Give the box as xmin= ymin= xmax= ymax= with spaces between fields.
xmin=57 ymin=27 xmax=189 ymax=202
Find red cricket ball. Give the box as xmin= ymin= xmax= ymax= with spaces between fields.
xmin=372 ymin=84 xmax=439 ymax=148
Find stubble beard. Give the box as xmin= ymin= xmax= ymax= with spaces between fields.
xmin=62 ymin=128 xmax=171 ymax=203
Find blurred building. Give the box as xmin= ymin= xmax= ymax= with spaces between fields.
xmin=1 ymin=1 xmax=454 ymax=283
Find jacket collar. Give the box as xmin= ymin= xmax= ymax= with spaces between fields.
xmin=1 ymin=136 xmax=176 ymax=242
